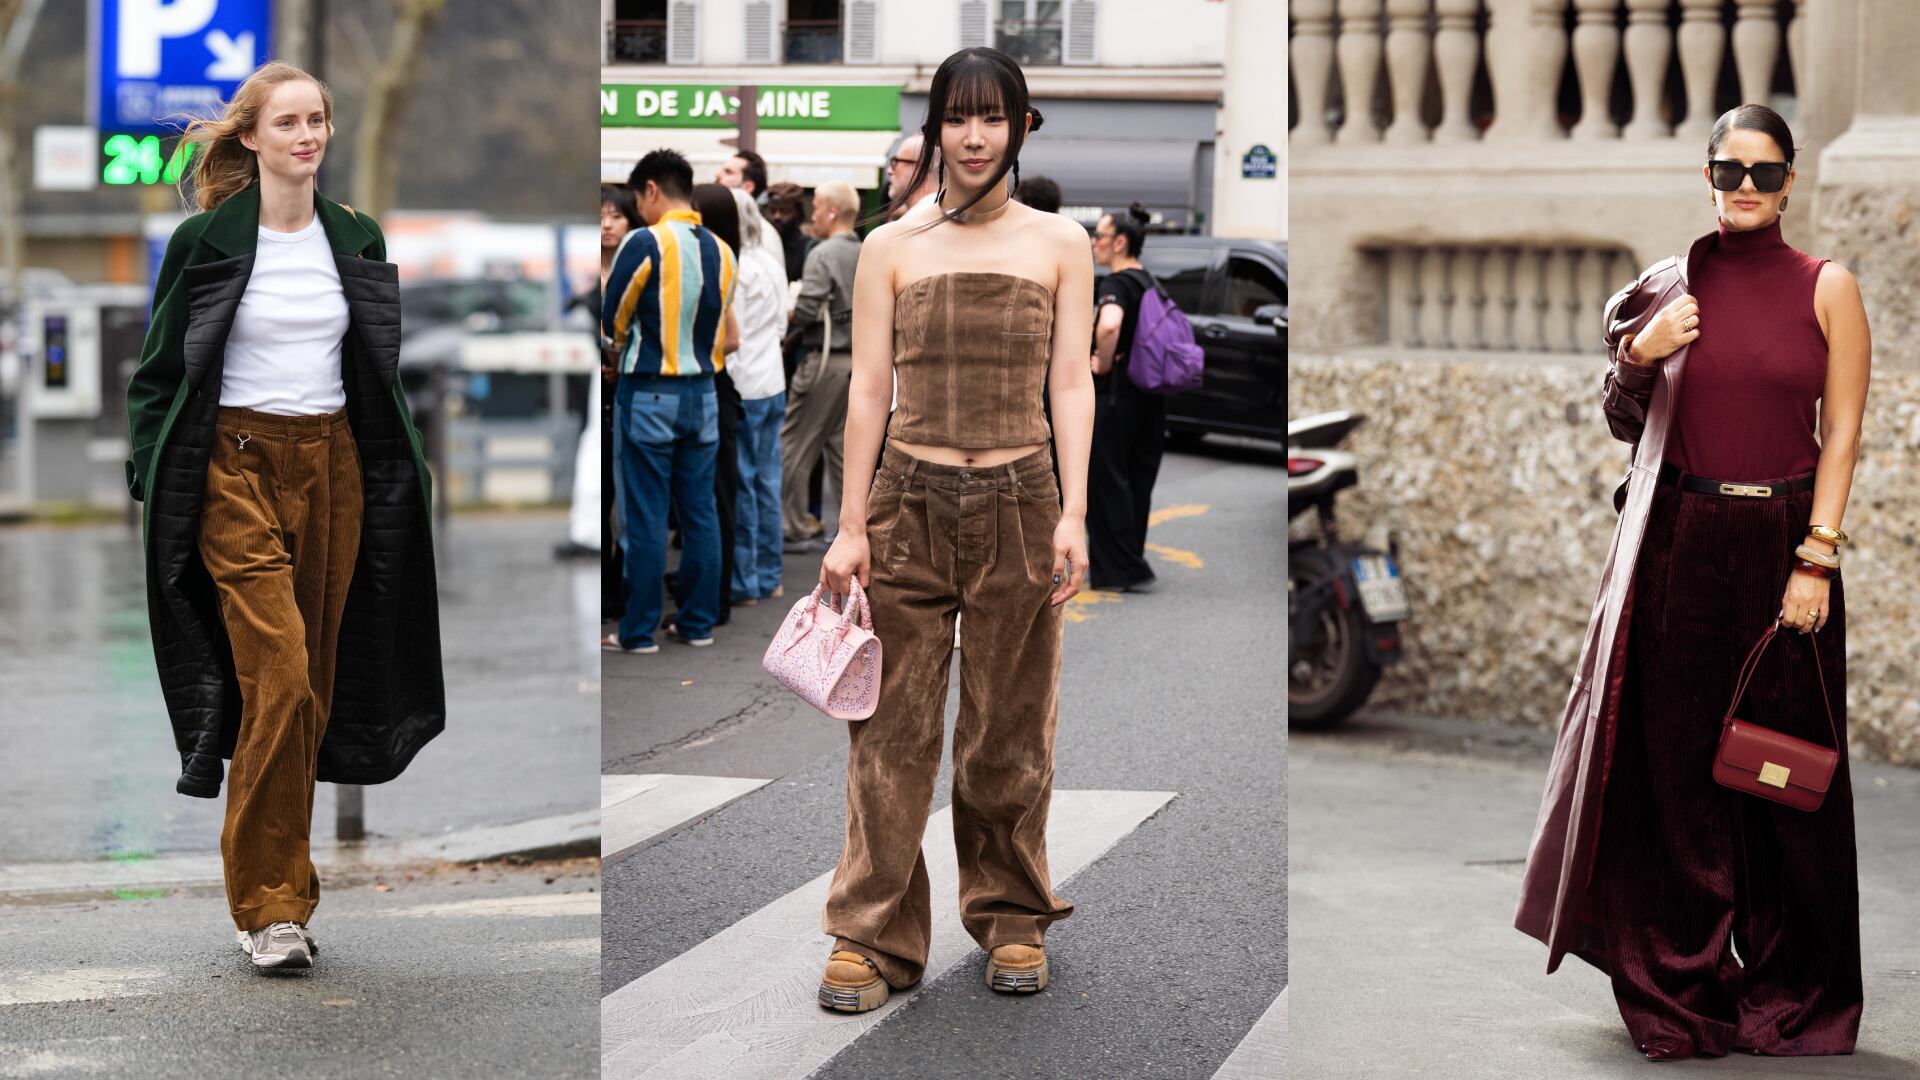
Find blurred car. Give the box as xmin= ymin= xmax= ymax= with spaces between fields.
xmin=1101 ymin=237 xmax=1285 ymax=445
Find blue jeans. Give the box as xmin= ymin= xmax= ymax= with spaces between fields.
xmin=732 ymin=392 xmax=787 ymax=600
xmin=614 ymin=374 xmax=720 ymax=646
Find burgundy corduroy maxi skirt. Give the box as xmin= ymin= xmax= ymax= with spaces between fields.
xmin=1594 ymin=470 xmax=1862 ymax=1057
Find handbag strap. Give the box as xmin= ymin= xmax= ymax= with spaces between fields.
xmin=1723 ymin=617 xmax=1839 ymax=749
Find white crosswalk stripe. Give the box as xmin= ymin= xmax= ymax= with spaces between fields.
xmin=1211 ymin=985 xmax=1287 ymax=1079
xmin=600 ymin=788 xmax=1179 ymax=1080
xmin=602 ymin=774 xmax=774 ymax=862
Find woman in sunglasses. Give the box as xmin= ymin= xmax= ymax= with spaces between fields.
xmin=1518 ymin=103 xmax=1871 ymax=1060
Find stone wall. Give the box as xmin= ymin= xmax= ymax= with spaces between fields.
xmin=1289 ymin=351 xmax=1920 ymax=765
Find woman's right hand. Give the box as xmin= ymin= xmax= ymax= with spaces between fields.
xmin=819 ymin=529 xmax=871 ymax=605
xmin=1626 ymin=293 xmax=1701 ymax=365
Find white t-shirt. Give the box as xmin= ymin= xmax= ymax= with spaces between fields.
xmin=219 ymin=217 xmax=350 ymax=415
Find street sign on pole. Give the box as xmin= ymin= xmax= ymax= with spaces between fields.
xmin=92 ymin=0 xmax=272 ymax=135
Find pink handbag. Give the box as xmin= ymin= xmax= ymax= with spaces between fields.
xmin=762 ymin=579 xmax=883 ymax=720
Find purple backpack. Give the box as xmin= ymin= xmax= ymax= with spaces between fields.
xmin=1122 ymin=271 xmax=1206 ymax=395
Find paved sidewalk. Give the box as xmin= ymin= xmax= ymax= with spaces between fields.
xmin=0 ymin=862 xmax=600 ymax=1080
xmin=0 ymin=512 xmax=599 ymax=864
xmin=1291 ymin=711 xmax=1920 ymax=1078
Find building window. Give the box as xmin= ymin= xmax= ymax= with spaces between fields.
xmin=610 ymin=0 xmax=669 ymax=64
xmin=995 ymin=0 xmax=1062 ymax=67
xmin=786 ymin=0 xmax=843 ymax=64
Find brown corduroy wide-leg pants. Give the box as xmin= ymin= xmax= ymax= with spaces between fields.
xmin=198 ymin=406 xmax=362 ymax=931
xmin=821 ymin=443 xmax=1074 ymax=989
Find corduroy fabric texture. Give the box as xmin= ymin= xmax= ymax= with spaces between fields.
xmin=887 ymin=273 xmax=1054 ymax=450
xmin=822 ymin=444 xmax=1074 ymax=988
xmin=1596 ymin=473 xmax=1861 ymax=1057
xmin=198 ymin=407 xmax=362 ymax=931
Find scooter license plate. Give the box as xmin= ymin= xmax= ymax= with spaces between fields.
xmin=1352 ymin=555 xmax=1410 ymax=623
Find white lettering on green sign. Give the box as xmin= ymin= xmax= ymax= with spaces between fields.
xmin=601 ymin=84 xmax=895 ymax=130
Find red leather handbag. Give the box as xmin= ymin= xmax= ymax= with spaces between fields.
xmin=1712 ymin=618 xmax=1841 ymax=812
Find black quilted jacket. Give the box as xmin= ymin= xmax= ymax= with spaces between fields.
xmin=125 ymin=183 xmax=445 ymax=798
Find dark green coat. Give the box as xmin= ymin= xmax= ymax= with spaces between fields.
xmin=126 ymin=182 xmax=445 ymax=798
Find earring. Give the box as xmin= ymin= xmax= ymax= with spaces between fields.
xmin=1781 ymin=195 xmax=1790 ymax=211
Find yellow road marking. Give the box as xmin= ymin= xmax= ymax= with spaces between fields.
xmin=1063 ymin=589 xmax=1124 ymax=623
xmin=1147 ymin=503 xmax=1211 ymax=527
xmin=1145 ymin=543 xmax=1204 ymax=569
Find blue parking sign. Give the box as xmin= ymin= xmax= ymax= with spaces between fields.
xmin=94 ymin=0 xmax=272 ymax=135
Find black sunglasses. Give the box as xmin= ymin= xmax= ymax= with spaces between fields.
xmin=1708 ymin=159 xmax=1789 ymax=193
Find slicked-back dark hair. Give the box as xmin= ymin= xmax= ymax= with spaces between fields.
xmin=628 ymin=148 xmax=694 ymax=200
xmin=1708 ymin=104 xmax=1797 ymax=165
xmin=600 ymin=182 xmax=641 ymax=231
xmin=690 ymin=183 xmax=741 ymax=257
xmin=864 ymin=47 xmax=1044 ymax=231
xmin=731 ymin=149 xmax=768 ymax=194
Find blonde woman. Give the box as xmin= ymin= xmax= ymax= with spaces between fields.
xmin=125 ymin=61 xmax=444 ymax=971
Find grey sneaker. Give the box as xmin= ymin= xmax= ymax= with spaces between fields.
xmin=237 ymin=921 xmax=314 ymax=969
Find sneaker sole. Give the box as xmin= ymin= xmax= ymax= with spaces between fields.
xmin=817 ymin=976 xmax=889 ymax=1012
xmin=602 ymin=642 xmax=660 ymax=654
xmin=250 ymin=944 xmax=313 ymax=970
xmin=985 ymin=956 xmax=1048 ymax=994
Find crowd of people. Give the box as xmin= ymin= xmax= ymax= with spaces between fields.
xmin=595 ymin=137 xmax=1172 ymax=651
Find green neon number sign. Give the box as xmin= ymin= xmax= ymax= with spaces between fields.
xmin=103 ymin=135 xmax=196 ymax=186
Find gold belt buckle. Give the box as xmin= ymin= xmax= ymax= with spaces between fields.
xmin=1719 ymin=482 xmax=1772 ymax=498
xmin=1758 ymin=761 xmax=1791 ymax=789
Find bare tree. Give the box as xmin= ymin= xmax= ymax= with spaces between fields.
xmin=353 ymin=0 xmax=446 ymax=220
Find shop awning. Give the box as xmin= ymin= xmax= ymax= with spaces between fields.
xmin=1014 ymin=137 xmax=1204 ymax=228
xmin=601 ymin=128 xmax=895 ymax=191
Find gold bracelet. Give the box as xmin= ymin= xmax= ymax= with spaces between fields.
xmin=1808 ymin=525 xmax=1848 ymax=547
xmin=1794 ymin=544 xmax=1840 ymax=569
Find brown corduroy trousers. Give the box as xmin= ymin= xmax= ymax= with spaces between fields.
xmin=198 ymin=406 xmax=362 ymax=931
xmin=822 ymin=443 xmax=1074 ymax=988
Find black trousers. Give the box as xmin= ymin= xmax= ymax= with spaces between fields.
xmin=713 ymin=371 xmax=742 ymax=622
xmin=1086 ymin=372 xmax=1166 ymax=589
xmin=601 ymin=373 xmax=624 ymax=621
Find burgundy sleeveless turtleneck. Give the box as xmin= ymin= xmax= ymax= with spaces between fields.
xmin=1665 ymin=218 xmax=1829 ymax=480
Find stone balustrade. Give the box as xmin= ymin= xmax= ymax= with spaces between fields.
xmin=1369 ymin=243 xmax=1635 ymax=351
xmin=1291 ymin=0 xmax=1806 ymax=146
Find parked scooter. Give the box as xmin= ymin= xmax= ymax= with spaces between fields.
xmin=1287 ymin=410 xmax=1409 ymax=728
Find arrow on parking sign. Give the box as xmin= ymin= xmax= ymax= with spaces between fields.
xmin=205 ymin=29 xmax=254 ymax=78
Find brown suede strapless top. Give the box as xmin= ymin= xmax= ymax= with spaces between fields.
xmin=888 ymin=271 xmax=1054 ymax=449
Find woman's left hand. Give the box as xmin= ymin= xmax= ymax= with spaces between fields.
xmin=1781 ymin=569 xmax=1832 ymax=634
xmin=1050 ymin=514 xmax=1088 ymax=607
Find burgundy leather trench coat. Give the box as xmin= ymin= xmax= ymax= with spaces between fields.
xmin=1514 ymin=229 xmax=1719 ymax=974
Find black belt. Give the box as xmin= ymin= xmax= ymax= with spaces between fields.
xmin=1657 ymin=462 xmax=1815 ymax=499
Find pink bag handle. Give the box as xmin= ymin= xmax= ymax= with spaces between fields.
xmin=820 ymin=577 xmax=874 ymax=633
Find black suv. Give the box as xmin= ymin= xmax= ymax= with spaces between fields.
xmin=1106 ymin=237 xmax=1285 ymax=445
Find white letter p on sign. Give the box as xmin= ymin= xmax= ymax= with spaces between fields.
xmin=118 ymin=0 xmax=220 ymax=79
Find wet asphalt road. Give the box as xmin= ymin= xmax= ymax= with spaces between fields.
xmin=0 ymin=511 xmax=599 ymax=865
xmin=0 ymin=861 xmax=599 ymax=1080
xmin=600 ymin=438 xmax=1288 ymax=1079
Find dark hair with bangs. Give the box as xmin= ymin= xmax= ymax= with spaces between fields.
xmin=601 ymin=183 xmax=641 ymax=231
xmin=865 ymin=47 xmax=1045 ymax=230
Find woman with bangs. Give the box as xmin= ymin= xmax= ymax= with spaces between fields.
xmin=813 ymin=46 xmax=1095 ymax=1013
xmin=125 ymin=61 xmax=443 ymax=972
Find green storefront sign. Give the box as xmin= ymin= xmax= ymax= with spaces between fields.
xmin=601 ymin=84 xmax=900 ymax=131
